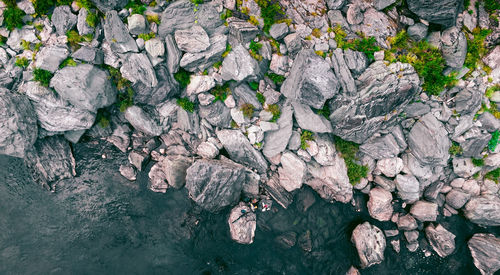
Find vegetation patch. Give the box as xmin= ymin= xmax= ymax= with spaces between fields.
xmin=221 ymin=43 xmax=232 ymax=58
xmin=489 ymin=130 xmax=499 ymax=152
xmin=267 ymin=104 xmax=281 ymax=122
xmin=33 ymin=68 xmax=54 ymax=87
xmin=332 ymin=25 xmax=380 ymax=61
xmin=485 ymin=167 xmax=500 ymax=183
xmin=0 ymin=35 xmax=7 ymax=45
xmin=334 ymin=136 xmax=368 ymax=185
xmin=173 ymin=68 xmax=191 ymax=88
xmin=240 ymin=103 xmax=255 ymax=118
xmin=300 ymin=130 xmax=314 ymax=150
xmin=86 ymin=11 xmax=99 ymax=28
xmin=449 ymin=142 xmax=463 ymax=156
xmin=464 ymin=28 xmax=492 ymax=71
xmin=106 ymin=65 xmax=131 ymax=91
xmin=248 ymin=81 xmax=259 ymax=91
xmin=59 ymin=57 xmax=77 ymax=68
xmin=315 ymin=103 xmax=331 ymax=119
xmin=15 ymin=57 xmax=29 ymax=68
xmin=66 ymin=30 xmax=92 ymax=50
xmin=256 ymin=92 xmax=266 ymax=104
xmin=146 ymin=14 xmax=160 ymax=24
xmin=138 ymin=32 xmax=155 ymax=41
xmin=255 ymin=0 xmax=285 ymax=34
xmin=177 ymin=97 xmax=195 ymax=113
xmin=486 ymin=85 xmax=500 ymax=98
xmin=311 ymin=28 xmax=321 ymax=38
xmin=125 ymin=0 xmax=147 ymax=15
xmin=211 ymin=83 xmax=231 ymax=102
xmin=472 ymin=158 xmax=485 ymax=167
xmin=3 ymin=5 xmax=26 ymax=31
xmin=249 ymin=41 xmax=262 ymax=60
xmin=266 ymin=72 xmax=285 ymax=85
xmin=118 ymin=87 xmax=134 ymax=112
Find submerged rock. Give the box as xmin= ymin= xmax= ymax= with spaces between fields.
xmin=228 ymin=202 xmax=256 ymax=244
xmin=425 ymin=224 xmax=456 ymax=258
xmin=468 ymin=233 xmax=500 ymax=275
xmin=351 ymin=222 xmax=386 ymax=268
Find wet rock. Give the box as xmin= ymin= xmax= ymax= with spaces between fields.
xmin=221 ymin=44 xmax=260 ymax=82
xmin=296 ymin=188 xmax=316 ymax=213
xmin=50 ymin=64 xmax=115 ymax=113
xmin=351 ymin=222 xmax=386 ymax=268
xmin=395 ymin=174 xmax=420 ymax=203
xmin=35 ymin=45 xmax=70 ymax=73
xmin=468 ymin=233 xmax=500 ymax=275
xmin=292 ymin=101 xmax=333 ymax=133
xmin=120 ymin=53 xmax=158 ymax=88
xmin=228 ymin=202 xmax=256 ymax=244
xmin=367 ymin=187 xmax=393 ymax=221
xmin=263 ymin=103 xmax=293 ymax=158
xmin=445 ymin=189 xmax=471 ymax=209
xmin=397 ymin=214 xmax=418 ymax=231
xmin=441 ymin=27 xmax=467 ymax=69
xmin=464 ymin=195 xmax=500 ymax=227
xmin=408 ymin=113 xmax=450 ymax=166
xmin=307 ymin=159 xmax=352 ymax=203
xmin=185 ymin=159 xmax=246 ymax=212
xmin=331 ymin=48 xmax=356 ymax=96
xmin=199 ymin=100 xmax=231 ymax=128
xmin=52 ymin=5 xmax=77 ymax=35
xmin=124 ymin=106 xmax=162 ymax=136
xmin=128 ymin=150 xmax=149 ymax=171
xmin=149 ymin=155 xmax=192 ymax=192
xmin=407 ymin=0 xmax=462 ymax=27
xmin=216 ymin=129 xmax=268 ymax=173
xmin=275 ymin=231 xmax=297 ymax=249
xmin=410 ymin=201 xmax=438 ymax=222
xmin=174 ymin=25 xmax=210 ymax=53
xmin=0 ymin=89 xmax=38 ymax=158
xmin=391 ymin=239 xmax=401 ymax=253
xmin=278 ymin=151 xmax=306 ymax=192
xmin=376 ymin=157 xmax=403 ymax=178
xmin=425 ymin=224 xmax=456 ymax=258
xmin=298 ymin=230 xmax=312 ymax=252
xmin=281 ymin=49 xmax=339 ymax=109
xmin=107 ymin=124 xmax=131 ymax=153
xmin=24 ymin=136 xmax=76 ymax=188
xmin=103 ymin=10 xmax=138 ymax=54
xmin=227 ymin=17 xmax=259 ymax=44
xmin=269 ymin=23 xmax=289 ymax=40
xmin=119 ymin=164 xmax=137 ymax=181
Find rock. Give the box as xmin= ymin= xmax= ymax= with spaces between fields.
xmin=174 ymin=25 xmax=210 ymax=53
xmin=186 ymin=76 xmax=215 ymax=96
xmin=72 ymin=46 xmax=103 ymax=64
xmin=464 ymin=195 xmax=500 ymax=227
xmin=232 ymin=84 xmax=262 ymax=109
xmin=106 ymin=124 xmax=131 ymax=153
xmin=165 ymin=34 xmax=182 ymax=73
xmin=351 ymin=222 xmax=386 ymax=269
xmin=397 ymin=214 xmax=418 ymax=231
xmin=281 ymin=49 xmax=338 ymax=109
xmin=127 ymin=14 xmax=146 ymax=35
xmin=265 ymin=173 xmax=293 ymax=209
xmin=373 ymin=0 xmax=396 ymax=10
xmin=77 ymin=8 xmax=94 ymax=36
xmin=367 ymin=187 xmax=393 ymax=221
xmin=353 ymin=8 xmax=396 ymax=47
xmin=360 ymin=133 xmax=405 ymax=159
xmin=307 ymin=159 xmax=352 ymax=203
xmin=35 ymin=45 xmax=70 ymax=73
xmin=148 ymin=155 xmax=192 ymax=192
xmin=347 ymin=4 xmax=363 ymax=25
xmin=445 ymin=189 xmax=471 ymax=209
xmin=441 ymin=27 xmax=467 ymax=69
xmin=408 ymin=113 xmax=450 ymax=166
xmin=407 ymin=23 xmax=428 ymax=41
xmin=478 ymin=112 xmax=500 ymax=132
xmin=24 ymin=136 xmax=76 ymax=188
xmin=216 ymin=129 xmax=268 ymax=173
xmin=103 ymin=10 xmax=138 ymax=54
xmin=90 ymin=0 xmax=127 ymax=12
xmin=376 ymin=157 xmax=403 ymax=178
xmin=278 ymin=152 xmax=306 ymax=192
xmin=330 ymin=61 xmax=420 ymax=143
xmin=124 ymin=106 xmax=162 ymax=136
xmin=343 ymin=49 xmax=368 ymax=77
xmin=404 ymin=230 xmax=419 ymax=244
xmin=326 ymin=0 xmax=345 ymax=10
xmin=313 ymin=134 xmax=337 ymax=166
xmin=270 ymin=54 xmax=289 ymax=75
xmin=158 ymin=0 xmax=195 ymax=35
xmin=221 ymin=44 xmax=260 ymax=82
xmin=407 ymin=0 xmax=462 ymax=27
xmin=52 ymin=5 xmax=77 ymax=35
xmin=199 ymin=100 xmax=231 ymax=128
xmin=128 ymin=150 xmax=149 ymax=171
xmin=410 ymin=201 xmax=439 ymax=222
xmin=22 ymin=81 xmax=95 ymax=132
xmin=119 ymin=164 xmax=137 ymax=181
xmin=228 ymin=202 xmax=256 ymax=244
xmin=227 ymin=17 xmax=259 ymax=44
xmin=145 ymin=38 xmax=165 ymax=58
xmin=132 ymin=64 xmax=179 ymax=106
xmin=292 ymin=101 xmax=333 ymax=133
xmin=185 ymin=159 xmax=246 ymax=212
xmin=452 ymin=158 xmax=482 ymax=178
xmin=395 ymin=174 xmax=420 ymax=203
xmin=269 ymin=23 xmax=289 ymax=40
xmin=468 ymin=234 xmax=500 ymax=275
xmin=483 ymin=46 xmax=500 ymax=70
xmin=197 ymin=141 xmax=219 ymax=159
xmin=461 ymin=131 xmax=491 ymax=158
xmin=179 ymin=33 xmax=228 ymax=72
xmin=425 ymin=224 xmax=456 ymax=258
xmin=0 ymin=89 xmax=38 ymax=158
xmin=262 ymin=103 xmax=293 ymax=158
xmin=455 ymin=88 xmax=482 ymax=115
xmin=404 ymin=102 xmax=431 ymax=117
xmin=283 ymin=33 xmax=302 ymax=55
xmin=331 ymin=48 xmax=356 ymax=96
xmin=120 ymin=53 xmax=158 ymax=88
xmin=485 ymin=153 xmax=500 ymax=168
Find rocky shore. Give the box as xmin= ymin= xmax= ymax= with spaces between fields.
xmin=0 ymin=0 xmax=499 ymax=273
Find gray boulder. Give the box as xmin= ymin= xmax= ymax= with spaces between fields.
xmin=35 ymin=45 xmax=70 ymax=73
xmin=120 ymin=53 xmax=158 ymax=87
xmin=158 ymin=0 xmax=195 ymax=36
xmin=52 ymin=6 xmax=77 ymax=35
xmin=407 ymin=0 xmax=462 ymax=27
xmin=132 ymin=64 xmax=179 ymax=106
xmin=269 ymin=23 xmax=289 ymax=40
xmin=461 ymin=131 xmax=491 ymax=158
xmin=441 ymin=27 xmax=467 ymax=69
xmin=307 ymin=159 xmax=352 ymax=203
xmin=232 ymin=84 xmax=262 ymax=109
xmin=227 ymin=17 xmax=259 ymax=44
xmin=468 ymin=234 xmax=500 ymax=275
xmin=185 ymin=159 xmax=246 ymax=212
xmin=50 ymin=64 xmax=116 ymax=113
xmin=145 ymin=38 xmax=165 ymax=58
xmin=292 ymin=101 xmax=333 ymax=133
xmin=221 ymin=44 xmax=260 ymax=82
xmin=326 ymin=0 xmax=345 ymax=10
xmin=262 ymin=103 xmax=293 ymax=158
xmin=453 ymin=158 xmax=482 ymax=178
xmin=180 ymin=33 xmax=228 ymax=72
xmin=199 ymin=100 xmax=231 ymax=128
xmin=279 ymin=151 xmax=307 ymax=192
xmin=331 ymin=48 xmax=356 ymax=96
xmin=478 ymin=112 xmax=500 ymax=132
xmin=281 ymin=49 xmax=338 ymax=109
xmin=352 ymin=8 xmax=396 ymax=47
xmin=376 ymin=157 xmax=403 ymax=178
xmin=90 ymin=0 xmax=127 ymax=12
xmin=77 ymin=8 xmax=94 ymax=36
xmin=367 ymin=187 xmax=393 ymax=221
xmin=464 ymin=195 xmax=500 ymax=227
xmin=408 ymin=113 xmax=450 ymax=166
xmin=165 ymin=34 xmax=182 ymax=73
xmin=404 ymin=102 xmax=431 ymax=117
xmin=373 ymin=0 xmax=396 ymax=10
xmin=124 ymin=106 xmax=162 ymax=136
xmin=127 ymin=14 xmax=147 ymax=35
xmin=0 ymin=89 xmax=38 ymax=158
xmin=216 ymin=129 xmax=268 ymax=173
xmin=425 ymin=224 xmax=456 ymax=258
xmin=148 ymin=155 xmax=192 ymax=192
xmin=446 ymin=189 xmax=471 ymax=209
xmin=395 ymin=174 xmax=420 ymax=203
xmin=23 ymin=82 xmax=95 ymax=132
xmin=228 ymin=202 xmax=256 ymax=244
xmin=408 ymin=23 xmax=428 ymax=41
xmin=283 ymin=33 xmax=302 ymax=55
xmin=72 ymin=46 xmax=104 ymax=64
xmin=351 ymin=222 xmax=386 ymax=268
xmin=103 ymin=10 xmax=138 ymax=54
xmin=410 ymin=201 xmax=439 ymax=222
xmin=343 ymin=49 xmax=368 ymax=77
xmin=174 ymin=25 xmax=210 ymax=53
xmin=360 ymin=132 xmax=406 ymax=159
xmin=330 ymin=61 xmax=420 ymax=143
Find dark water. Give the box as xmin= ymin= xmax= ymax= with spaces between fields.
xmin=0 ymin=140 xmax=498 ymax=274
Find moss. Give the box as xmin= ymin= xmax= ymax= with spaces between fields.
xmin=351 ymin=36 xmax=380 ymax=61
xmin=137 ymin=32 xmax=155 ymax=41
xmin=255 ymin=0 xmax=285 ymax=34
xmin=315 ymin=103 xmax=331 ymax=119
xmin=21 ymin=40 xmax=31 ymax=51
xmin=464 ymin=28 xmax=492 ymax=70
xmin=267 ymin=104 xmax=281 ymax=122
xmin=75 ymin=0 xmax=93 ymax=10
xmin=176 ymin=97 xmax=195 ymax=113
xmin=86 ymin=11 xmax=98 ymax=28
xmin=256 ymin=92 xmax=266 ymax=104
xmin=249 ymin=41 xmax=263 ymax=60
xmin=0 ymin=0 xmax=17 ymax=7
xmin=33 ymin=68 xmax=54 ymax=87
xmin=211 ymin=83 xmax=231 ymax=102
xmin=4 ymin=6 xmax=26 ymax=31
xmin=125 ymin=0 xmax=146 ymax=15
xmin=149 ymin=0 xmax=157 ymax=7
xmin=221 ymin=43 xmax=232 ymax=58
xmin=464 ymin=0 xmax=471 ymax=9
xmin=66 ymin=30 xmax=85 ymax=50
xmin=266 ymin=72 xmax=285 ymax=85
xmin=0 ymin=35 xmax=7 ymax=45
xmin=59 ymin=57 xmax=77 ymax=68
xmin=213 ymin=61 xmax=222 ymax=69
xmin=315 ymin=50 xmax=326 ymax=58
xmin=248 ymin=81 xmax=259 ymax=91
xmin=191 ymin=0 xmax=204 ymax=4
xmin=106 ymin=65 xmax=131 ymax=91
xmin=220 ymin=9 xmax=233 ymax=21
xmin=489 ymin=130 xmax=499 ymax=152
xmin=449 ymin=142 xmax=463 ymax=156
xmin=334 ymin=136 xmax=368 ymax=185
xmin=248 ymin=16 xmax=259 ymax=26
xmin=311 ymin=28 xmax=321 ymax=38
xmin=486 ymin=85 xmax=500 ymax=98
xmin=484 ymin=0 xmax=500 ymax=13
xmin=146 ymin=14 xmax=160 ymax=24
xmin=300 ymin=130 xmax=314 ymax=150
xmin=485 ymin=168 xmax=500 ymax=183
xmin=118 ymin=87 xmax=134 ymax=112
xmin=33 ymin=0 xmax=54 ymax=15
xmin=15 ymin=57 xmax=29 ymax=68
xmin=173 ymin=68 xmax=191 ymax=88
xmin=240 ymin=103 xmax=255 ymax=118
xmin=269 ymin=38 xmax=281 ymax=55
xmin=96 ymin=109 xmax=110 ymax=128
xmin=472 ymin=158 xmax=485 ymax=167
xmin=230 ymin=120 xmax=239 ymax=128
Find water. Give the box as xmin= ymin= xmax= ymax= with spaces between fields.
xmin=0 ymin=140 xmax=498 ymax=274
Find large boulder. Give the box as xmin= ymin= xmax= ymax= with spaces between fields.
xmin=351 ymin=222 xmax=386 ymax=268
xmin=159 ymin=1 xmax=223 ymax=36
xmin=180 ymin=33 xmax=228 ymax=72
xmin=330 ymin=61 xmax=420 ymax=143
xmin=307 ymin=158 xmax=352 ymax=203
xmin=367 ymin=187 xmax=393 ymax=221
xmin=216 ymin=129 xmax=268 ymax=173
xmin=262 ymin=102 xmax=293 ymax=158
xmin=34 ymin=45 xmax=70 ymax=73
xmin=132 ymin=64 xmax=179 ymax=106
xmin=292 ymin=101 xmax=333 ymax=133
xmin=408 ymin=113 xmax=450 ymax=166
xmin=0 ymin=89 xmax=38 ymax=158
xmin=124 ymin=106 xmax=163 ymax=136
xmin=221 ymin=44 xmax=260 ymax=82
xmin=278 ymin=151 xmax=306 ymax=192
xmin=103 ymin=10 xmax=138 ymax=54
xmin=120 ymin=53 xmax=158 ymax=88
xmin=410 ymin=201 xmax=438 ymax=222
xmin=425 ymin=224 xmax=456 ymax=258
xmin=174 ymin=25 xmax=210 ymax=53
xmin=228 ymin=202 xmax=256 ymax=244
xmin=464 ymin=195 xmax=500 ymax=227
xmin=468 ymin=234 xmax=500 ymax=275
xmin=395 ymin=174 xmax=420 ymax=203
xmin=148 ymin=155 xmax=192 ymax=193
xmin=281 ymin=49 xmax=339 ymax=109
xmin=90 ymin=0 xmax=127 ymax=12
xmin=199 ymin=100 xmax=231 ymax=128
xmin=52 ymin=5 xmax=77 ymax=35
xmin=352 ymin=8 xmax=397 ymax=48
xmin=185 ymin=159 xmax=246 ymax=212
xmin=330 ymin=48 xmax=356 ymax=96
xmin=407 ymin=0 xmax=462 ymax=27
xmin=50 ymin=64 xmax=116 ymax=113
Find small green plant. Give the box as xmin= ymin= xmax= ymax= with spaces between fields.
xmin=248 ymin=81 xmax=259 ymax=91
xmin=213 ymin=61 xmax=222 ymax=69
xmin=266 ymin=73 xmax=286 ymax=85
xmin=59 ymin=57 xmax=77 ymax=68
xmin=173 ymin=68 xmax=191 ymax=88
xmin=33 ymin=0 xmax=54 ymax=15
xmin=4 ymin=6 xmax=26 ymax=31
xmin=105 ymin=65 xmax=131 ymax=91
xmin=15 ymin=57 xmax=29 ymax=68
xmin=484 ymin=0 xmax=500 ymax=13
xmin=464 ymin=28 xmax=492 ymax=70
xmin=96 ymin=109 xmax=110 ymax=128
xmin=177 ymin=97 xmax=195 ymax=113
xmin=255 ymin=0 xmax=285 ymax=34
xmin=66 ymin=30 xmax=86 ymax=49
xmin=351 ymin=36 xmax=380 ymax=61
xmin=267 ymin=104 xmax=281 ymax=122
xmin=118 ymin=87 xmax=134 ymax=112
xmin=486 ymin=85 xmax=500 ymax=98
xmin=241 ymin=103 xmax=255 ymax=118
xmin=472 ymin=158 xmax=485 ymax=167
xmin=220 ymin=9 xmax=233 ymax=21
xmin=489 ymin=130 xmax=499 ymax=152
xmin=149 ymin=0 xmax=157 ymax=7
xmin=485 ymin=168 xmax=500 ymax=183
xmin=33 ymin=68 xmax=54 ymax=87
xmin=21 ymin=40 xmax=31 ymax=50
xmin=125 ymin=0 xmax=147 ymax=15
xmin=311 ymin=28 xmax=321 ymax=38
xmin=316 ymin=103 xmax=331 ymax=119
xmin=211 ymin=83 xmax=231 ymax=102
xmin=86 ymin=11 xmax=98 ymax=28
xmin=449 ymin=142 xmax=463 ymax=156
xmin=248 ymin=16 xmax=259 ymax=26
xmin=249 ymin=41 xmax=262 ymax=60
xmin=75 ymin=0 xmax=94 ymax=10
xmin=334 ymin=136 xmax=368 ymax=185
xmin=146 ymin=14 xmax=160 ymax=24
xmin=221 ymin=43 xmax=232 ymax=58
xmin=230 ymin=120 xmax=239 ymax=128
xmin=315 ymin=50 xmax=326 ymax=58
xmin=300 ymin=130 xmax=314 ymax=150
xmin=256 ymin=92 xmax=266 ymax=104
xmin=0 ymin=35 xmax=7 ymax=45
xmin=137 ymin=32 xmax=155 ymax=41
xmin=190 ymin=0 xmax=204 ymax=4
